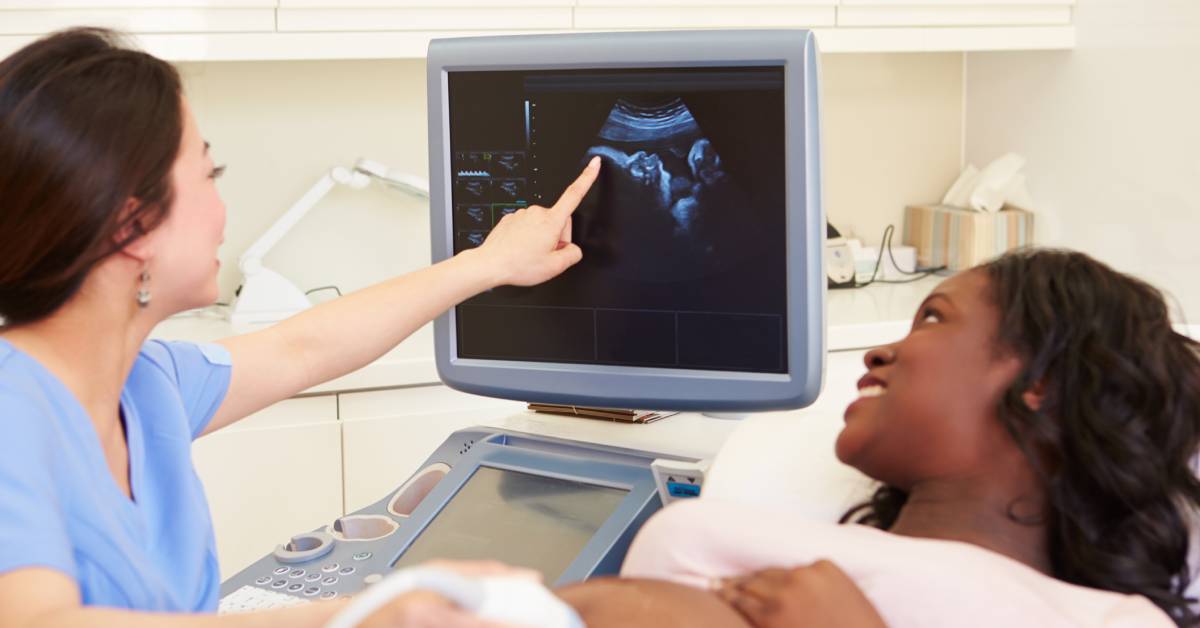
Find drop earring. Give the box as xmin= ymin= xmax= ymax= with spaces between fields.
xmin=136 ymin=269 xmax=151 ymax=308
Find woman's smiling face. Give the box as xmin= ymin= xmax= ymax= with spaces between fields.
xmin=835 ymin=270 xmax=1026 ymax=490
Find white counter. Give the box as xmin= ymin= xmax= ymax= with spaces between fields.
xmin=155 ymin=275 xmax=942 ymax=395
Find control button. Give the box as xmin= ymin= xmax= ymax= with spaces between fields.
xmin=271 ymin=580 xmax=287 ymax=589
xmin=363 ymin=573 xmax=383 ymax=585
xmin=338 ymin=566 xmax=356 ymax=576
xmin=287 ymin=583 xmax=304 ymax=593
xmin=255 ymin=576 xmax=272 ymax=585
xmin=288 ymin=569 xmax=305 ymax=579
xmin=320 ymin=591 xmax=338 ymax=600
xmin=352 ymin=551 xmax=372 ymax=561
xmin=273 ymin=566 xmax=290 ymax=575
xmin=321 ymin=563 xmax=340 ymax=573
xmin=304 ymin=573 xmax=321 ymax=582
xmin=321 ymin=576 xmax=339 ymax=586
xmin=303 ymin=586 xmax=321 ymax=597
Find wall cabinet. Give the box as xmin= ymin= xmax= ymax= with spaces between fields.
xmin=0 ymin=1 xmax=277 ymax=34
xmin=0 ymin=1 xmax=1076 ymax=61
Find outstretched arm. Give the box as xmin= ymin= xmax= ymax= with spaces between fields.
xmin=202 ymin=158 xmax=600 ymax=436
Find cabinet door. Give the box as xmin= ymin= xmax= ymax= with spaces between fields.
xmin=192 ymin=395 xmax=342 ymax=580
xmin=0 ymin=2 xmax=276 ymax=36
xmin=837 ymin=0 xmax=1074 ymax=28
xmin=340 ymin=385 xmax=525 ymax=513
xmin=574 ymin=1 xmax=836 ymax=30
xmin=276 ymin=1 xmax=573 ymax=33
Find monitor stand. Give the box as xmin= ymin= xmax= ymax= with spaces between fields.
xmin=526 ymin=403 xmax=750 ymax=422
xmin=526 ymin=403 xmax=675 ymax=424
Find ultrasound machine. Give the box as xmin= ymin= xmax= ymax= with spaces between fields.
xmin=218 ymin=29 xmax=825 ymax=615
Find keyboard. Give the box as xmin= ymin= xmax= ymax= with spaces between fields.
xmin=218 ymin=585 xmax=312 ymax=614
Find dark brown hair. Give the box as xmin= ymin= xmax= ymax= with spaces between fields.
xmin=842 ymin=248 xmax=1200 ymax=626
xmin=0 ymin=28 xmax=183 ymax=325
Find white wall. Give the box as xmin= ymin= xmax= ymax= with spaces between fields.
xmin=823 ymin=53 xmax=963 ymax=245
xmin=180 ymin=59 xmax=432 ymax=306
xmin=965 ymin=0 xmax=1200 ymax=321
xmin=180 ymin=53 xmax=963 ymax=305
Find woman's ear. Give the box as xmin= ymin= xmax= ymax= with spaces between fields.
xmin=113 ymin=198 xmax=156 ymax=263
xmin=1022 ymin=379 xmax=1047 ymax=412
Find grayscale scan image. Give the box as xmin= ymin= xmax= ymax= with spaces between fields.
xmin=580 ymin=96 xmax=743 ymax=282
xmin=447 ymin=67 xmax=789 ymax=373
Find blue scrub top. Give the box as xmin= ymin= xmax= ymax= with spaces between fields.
xmin=0 ymin=337 xmax=232 ymax=612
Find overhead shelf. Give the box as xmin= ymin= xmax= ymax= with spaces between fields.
xmin=0 ymin=1 xmax=1076 ymax=61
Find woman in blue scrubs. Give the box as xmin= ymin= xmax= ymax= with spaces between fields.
xmin=0 ymin=28 xmax=598 ymax=627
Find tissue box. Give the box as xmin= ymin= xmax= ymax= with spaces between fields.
xmin=903 ymin=204 xmax=1034 ymax=271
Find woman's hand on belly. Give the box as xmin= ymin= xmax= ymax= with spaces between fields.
xmin=717 ymin=560 xmax=887 ymax=628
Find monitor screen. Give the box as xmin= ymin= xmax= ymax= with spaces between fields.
xmin=392 ymin=466 xmax=629 ymax=582
xmin=428 ymin=30 xmax=824 ymax=412
xmin=448 ymin=67 xmax=788 ymax=374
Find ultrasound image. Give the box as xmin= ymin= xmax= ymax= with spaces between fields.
xmin=494 ymin=153 xmax=524 ymax=174
xmin=456 ymin=230 xmax=488 ymax=250
xmin=577 ymin=97 xmax=747 ymax=283
xmin=457 ymin=179 xmax=488 ymax=200
xmin=496 ymin=205 xmax=522 ymax=219
xmin=446 ymin=67 xmax=788 ymax=372
xmin=495 ymin=179 xmax=525 ymax=200
xmin=455 ymin=204 xmax=491 ymax=228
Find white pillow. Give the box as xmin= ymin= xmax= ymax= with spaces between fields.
xmin=704 ymin=411 xmax=874 ymax=520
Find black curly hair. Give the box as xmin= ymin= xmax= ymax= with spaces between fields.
xmin=840 ymin=248 xmax=1200 ymax=626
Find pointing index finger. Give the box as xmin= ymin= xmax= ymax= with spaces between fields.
xmin=551 ymin=156 xmax=601 ymax=217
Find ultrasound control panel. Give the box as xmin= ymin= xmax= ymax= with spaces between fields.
xmin=219 ymin=427 xmax=676 ymax=613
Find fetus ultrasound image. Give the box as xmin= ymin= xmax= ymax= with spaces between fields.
xmin=447 ymin=67 xmax=788 ymax=373
xmin=578 ymin=96 xmax=745 ymax=282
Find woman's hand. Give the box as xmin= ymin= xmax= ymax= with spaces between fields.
xmin=476 ymin=156 xmax=600 ymax=287
xmin=716 ymin=561 xmax=887 ymax=628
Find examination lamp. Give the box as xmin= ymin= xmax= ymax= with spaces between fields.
xmin=229 ymin=159 xmax=430 ymax=326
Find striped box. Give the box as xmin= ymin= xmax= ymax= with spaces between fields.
xmin=902 ymin=204 xmax=1034 ymax=271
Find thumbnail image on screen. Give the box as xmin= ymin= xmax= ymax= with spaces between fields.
xmin=448 ymin=67 xmax=787 ymax=373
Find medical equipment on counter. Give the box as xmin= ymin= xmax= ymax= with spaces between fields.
xmin=325 ymin=567 xmax=583 ymax=628
xmin=230 ymin=159 xmax=430 ymax=326
xmin=219 ymin=427 xmax=700 ymax=613
xmin=426 ymin=29 xmax=826 ymax=414
xmin=826 ymin=223 xmax=856 ymax=289
xmin=650 ymin=458 xmax=711 ymax=505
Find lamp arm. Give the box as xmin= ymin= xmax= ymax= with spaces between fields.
xmin=353 ymin=158 xmax=430 ymax=199
xmin=238 ymin=166 xmax=358 ymax=274
xmin=373 ymin=170 xmax=430 ymax=198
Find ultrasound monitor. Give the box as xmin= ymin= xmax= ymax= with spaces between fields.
xmin=427 ymin=30 xmax=825 ymax=412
